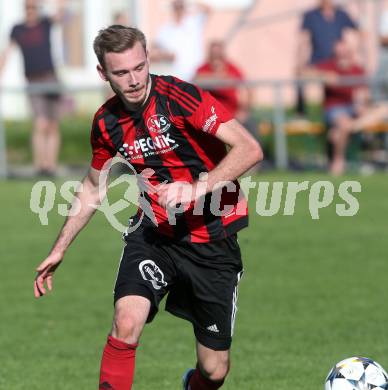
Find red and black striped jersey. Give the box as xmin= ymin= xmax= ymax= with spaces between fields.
xmin=90 ymin=74 xmax=248 ymax=243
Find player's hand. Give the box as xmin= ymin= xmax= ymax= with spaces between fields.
xmin=157 ymin=182 xmax=196 ymax=209
xmin=34 ymin=251 xmax=64 ymax=298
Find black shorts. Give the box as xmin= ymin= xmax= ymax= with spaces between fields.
xmin=114 ymin=220 xmax=244 ymax=351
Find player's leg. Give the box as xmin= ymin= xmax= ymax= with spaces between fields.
xmin=99 ymin=295 xmax=151 ymax=390
xmin=167 ymin=235 xmax=243 ymax=390
xmin=100 ymin=222 xmax=175 ymax=390
xmin=111 ymin=295 xmax=150 ymax=342
xmin=184 ymin=342 xmax=230 ymax=389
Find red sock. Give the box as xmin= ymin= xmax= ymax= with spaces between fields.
xmin=99 ymin=335 xmax=137 ymax=390
xmin=188 ymin=368 xmax=225 ymax=390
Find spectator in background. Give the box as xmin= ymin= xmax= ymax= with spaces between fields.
xmin=194 ymin=40 xmax=253 ymax=126
xmin=296 ymin=0 xmax=360 ymax=116
xmin=0 ymin=0 xmax=67 ymax=177
xmin=373 ymin=7 xmax=388 ymax=101
xmin=113 ymin=11 xmax=130 ymax=27
xmin=303 ymin=39 xmax=368 ymax=175
xmin=151 ymin=0 xmax=210 ymax=82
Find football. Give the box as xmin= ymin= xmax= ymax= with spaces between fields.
xmin=325 ymin=357 xmax=388 ymax=390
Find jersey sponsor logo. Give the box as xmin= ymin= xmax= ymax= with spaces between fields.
xmin=138 ymin=259 xmax=168 ymax=290
xmin=147 ymin=114 xmax=171 ymax=134
xmin=120 ymin=133 xmax=179 ymax=160
xmin=202 ymin=105 xmax=218 ymax=133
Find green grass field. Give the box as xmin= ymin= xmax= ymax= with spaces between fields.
xmin=1 ymin=172 xmax=387 ymax=389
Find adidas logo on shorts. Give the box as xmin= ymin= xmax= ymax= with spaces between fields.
xmin=206 ymin=324 xmax=220 ymax=333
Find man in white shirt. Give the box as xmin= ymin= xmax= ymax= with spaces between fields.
xmin=151 ymin=0 xmax=210 ymax=82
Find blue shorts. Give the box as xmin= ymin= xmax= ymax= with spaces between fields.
xmin=324 ymin=105 xmax=356 ymax=128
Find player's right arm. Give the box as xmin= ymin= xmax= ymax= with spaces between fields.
xmin=34 ymin=166 xmax=108 ymax=298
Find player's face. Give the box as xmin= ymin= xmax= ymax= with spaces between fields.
xmin=98 ymin=41 xmax=151 ymax=109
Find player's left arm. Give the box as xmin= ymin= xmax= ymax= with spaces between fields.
xmin=158 ymin=119 xmax=263 ymax=208
xmin=201 ymin=119 xmax=263 ymax=191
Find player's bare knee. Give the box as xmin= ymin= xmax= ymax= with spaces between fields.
xmin=199 ymin=354 xmax=230 ymax=382
xmin=112 ymin=309 xmax=142 ymax=344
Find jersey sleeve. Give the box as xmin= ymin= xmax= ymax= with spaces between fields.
xmin=182 ymin=83 xmax=234 ymax=136
xmin=90 ymin=115 xmax=116 ymax=170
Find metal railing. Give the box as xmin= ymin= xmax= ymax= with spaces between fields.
xmin=1 ymin=75 xmax=388 ymax=178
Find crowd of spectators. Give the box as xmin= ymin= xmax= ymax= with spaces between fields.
xmin=295 ymin=0 xmax=388 ymax=174
xmin=1 ymin=0 xmax=388 ymax=176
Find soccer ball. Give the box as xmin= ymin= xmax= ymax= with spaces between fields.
xmin=325 ymin=356 xmax=388 ymax=390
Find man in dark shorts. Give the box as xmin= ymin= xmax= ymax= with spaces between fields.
xmin=0 ymin=0 xmax=66 ymax=176
xmin=34 ymin=25 xmax=263 ymax=390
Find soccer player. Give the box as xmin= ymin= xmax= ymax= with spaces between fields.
xmin=34 ymin=25 xmax=263 ymax=390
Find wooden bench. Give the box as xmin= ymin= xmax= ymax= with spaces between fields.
xmin=258 ymin=120 xmax=324 ymax=136
xmin=258 ymin=120 xmax=388 ymax=136
xmin=363 ymin=122 xmax=388 ymax=134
